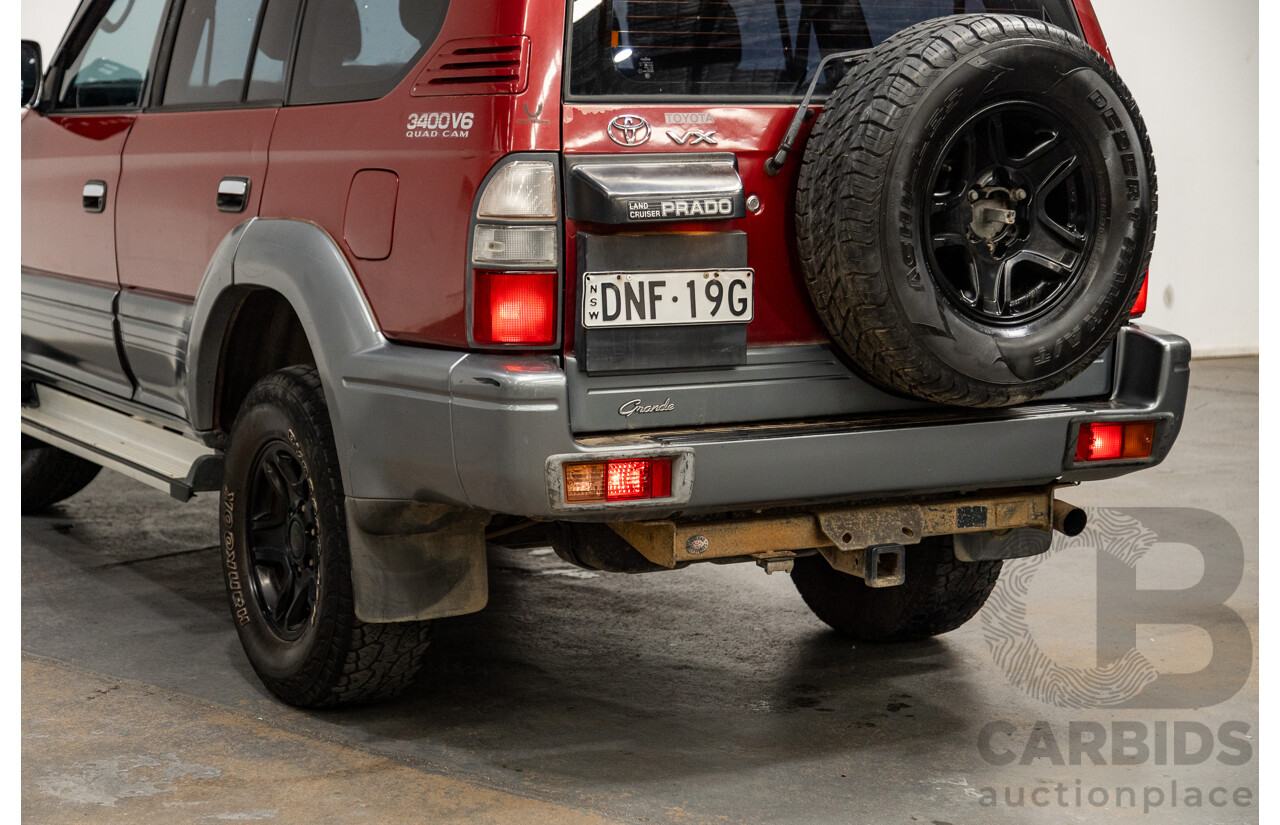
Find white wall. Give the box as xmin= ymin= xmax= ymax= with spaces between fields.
xmin=21 ymin=0 xmax=79 ymax=59
xmin=1091 ymin=0 xmax=1259 ymax=356
xmin=23 ymin=0 xmax=1260 ymax=356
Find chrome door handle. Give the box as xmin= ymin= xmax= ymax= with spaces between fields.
xmin=217 ymin=177 xmax=251 ymax=213
xmin=82 ymin=180 xmax=107 ymax=213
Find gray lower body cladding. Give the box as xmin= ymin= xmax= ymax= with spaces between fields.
xmin=338 ymin=325 xmax=1189 ymax=520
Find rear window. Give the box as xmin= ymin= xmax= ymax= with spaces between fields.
xmin=163 ymin=0 xmax=268 ymax=106
xmin=289 ymin=0 xmax=449 ymax=105
xmin=568 ymin=0 xmax=1078 ymax=98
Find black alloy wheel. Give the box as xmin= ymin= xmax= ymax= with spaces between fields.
xmin=221 ymin=365 xmax=432 ymax=708
xmin=927 ymin=103 xmax=1097 ymax=326
xmin=246 ymin=440 xmax=320 ymax=641
xmin=794 ymin=14 xmax=1157 ymax=407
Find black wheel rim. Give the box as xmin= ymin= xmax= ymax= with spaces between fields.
xmin=924 ymin=102 xmax=1099 ymax=326
xmin=246 ymin=441 xmax=319 ymax=641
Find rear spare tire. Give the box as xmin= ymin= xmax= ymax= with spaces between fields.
xmin=796 ymin=14 xmax=1156 ymax=407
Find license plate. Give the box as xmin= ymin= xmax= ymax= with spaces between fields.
xmin=581 ymin=269 xmax=754 ymax=328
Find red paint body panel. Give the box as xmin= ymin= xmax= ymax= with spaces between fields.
xmin=21 ymin=112 xmax=134 ymax=287
xmin=259 ymin=0 xmax=565 ymax=348
xmin=344 ymin=170 xmax=401 ymax=261
xmin=1071 ymin=0 xmax=1115 ymax=65
xmin=24 ymin=0 xmax=1115 ymax=354
xmin=561 ymin=104 xmax=829 ymax=351
xmin=116 ymin=108 xmax=276 ymax=299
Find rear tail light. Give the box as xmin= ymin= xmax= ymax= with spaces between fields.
xmin=470 ymin=157 xmax=560 ymax=347
xmin=1130 ymin=270 xmax=1149 ymax=318
xmin=1075 ymin=421 xmax=1156 ymax=462
xmin=472 ymin=225 xmax=557 ymax=267
xmin=476 ymin=161 xmax=557 ymax=219
xmin=473 ymin=270 xmax=556 ymax=344
xmin=563 ymin=458 xmax=675 ymax=503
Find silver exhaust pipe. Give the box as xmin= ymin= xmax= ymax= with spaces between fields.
xmin=1052 ymin=500 xmax=1088 ymax=537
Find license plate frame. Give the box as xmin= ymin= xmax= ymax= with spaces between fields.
xmin=581 ymin=269 xmax=755 ymax=329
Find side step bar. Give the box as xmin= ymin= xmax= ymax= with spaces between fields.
xmin=21 ymin=385 xmax=222 ymax=501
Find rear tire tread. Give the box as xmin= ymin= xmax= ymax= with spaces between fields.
xmin=225 ymin=366 xmax=431 ymax=708
xmin=21 ymin=436 xmax=101 ymax=514
xmin=791 ymin=537 xmax=1001 ymax=642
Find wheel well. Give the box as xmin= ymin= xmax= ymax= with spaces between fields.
xmin=215 ymin=289 xmax=315 ymax=434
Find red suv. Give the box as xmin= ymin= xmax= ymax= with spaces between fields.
xmin=21 ymin=0 xmax=1186 ymax=707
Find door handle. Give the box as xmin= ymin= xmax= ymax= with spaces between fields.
xmin=217 ymin=177 xmax=251 ymax=213
xmin=82 ymin=180 xmax=107 ymax=213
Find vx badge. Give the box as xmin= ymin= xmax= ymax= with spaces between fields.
xmin=668 ymin=129 xmax=718 ymax=146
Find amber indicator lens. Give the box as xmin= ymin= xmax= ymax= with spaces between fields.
xmin=564 ymin=462 xmax=605 ymax=502
xmin=1076 ymin=421 xmax=1156 ymax=462
xmin=1121 ymin=421 xmax=1156 ymax=459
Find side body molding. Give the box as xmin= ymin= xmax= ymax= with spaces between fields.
xmin=186 ymin=218 xmax=486 ymax=623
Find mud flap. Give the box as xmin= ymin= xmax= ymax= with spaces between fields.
xmin=345 ymin=499 xmax=490 ymax=622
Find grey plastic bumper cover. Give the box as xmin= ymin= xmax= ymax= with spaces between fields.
xmin=437 ymin=325 xmax=1190 ymax=519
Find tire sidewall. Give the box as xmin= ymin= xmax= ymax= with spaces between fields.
xmin=880 ymin=36 xmax=1154 ymax=388
xmin=221 ymin=380 xmax=344 ymax=689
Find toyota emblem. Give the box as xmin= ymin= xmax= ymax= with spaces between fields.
xmin=607 ymin=115 xmax=651 ymax=147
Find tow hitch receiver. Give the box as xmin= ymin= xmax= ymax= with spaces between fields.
xmin=864 ymin=545 xmax=907 ymax=588
xmin=608 ymin=489 xmax=1055 ymax=582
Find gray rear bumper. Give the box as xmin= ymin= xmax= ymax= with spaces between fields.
xmin=338 ymin=325 xmax=1190 ymax=520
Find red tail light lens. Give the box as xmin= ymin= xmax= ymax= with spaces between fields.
xmin=1130 ymin=271 xmax=1149 ymax=318
xmin=607 ymin=460 xmax=651 ymax=501
xmin=473 ymin=270 xmax=556 ymax=345
xmin=1077 ymin=423 xmax=1123 ymax=461
xmin=1076 ymin=421 xmax=1156 ymax=462
xmin=563 ymin=458 xmax=675 ymax=503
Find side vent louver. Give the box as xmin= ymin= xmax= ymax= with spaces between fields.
xmin=412 ymin=36 xmax=530 ymax=96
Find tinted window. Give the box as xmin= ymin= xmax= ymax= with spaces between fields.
xmin=569 ymin=0 xmax=1075 ymax=98
xmin=289 ymin=0 xmax=449 ymax=105
xmin=59 ymin=0 xmax=169 ymax=109
xmin=246 ymin=0 xmax=303 ymax=102
xmin=164 ymin=0 xmax=268 ymax=105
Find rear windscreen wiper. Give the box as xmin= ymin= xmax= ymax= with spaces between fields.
xmin=765 ymin=48 xmax=872 ymax=177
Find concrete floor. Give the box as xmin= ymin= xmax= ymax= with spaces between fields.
xmin=21 ymin=358 xmax=1258 ymax=824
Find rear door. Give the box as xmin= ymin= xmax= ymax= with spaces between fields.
xmin=21 ymin=0 xmax=170 ymax=398
xmin=560 ymin=0 xmax=1090 ymax=433
xmin=114 ymin=0 xmax=294 ymax=414
xmin=114 ymin=0 xmax=292 ymax=417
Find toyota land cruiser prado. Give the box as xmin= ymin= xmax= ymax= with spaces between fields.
xmin=20 ymin=0 xmax=1187 ymax=707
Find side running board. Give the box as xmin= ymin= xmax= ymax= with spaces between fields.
xmin=21 ymin=385 xmax=223 ymax=501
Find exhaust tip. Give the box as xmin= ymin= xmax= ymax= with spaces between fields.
xmin=1053 ymin=500 xmax=1088 ymax=537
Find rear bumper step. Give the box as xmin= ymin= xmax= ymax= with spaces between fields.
xmin=22 ymin=385 xmax=222 ymax=501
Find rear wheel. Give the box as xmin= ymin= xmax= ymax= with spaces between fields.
xmin=221 ymin=366 xmax=431 ymax=707
xmin=21 ymin=435 xmax=101 ymax=514
xmin=791 ymin=536 xmax=1001 ymax=642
